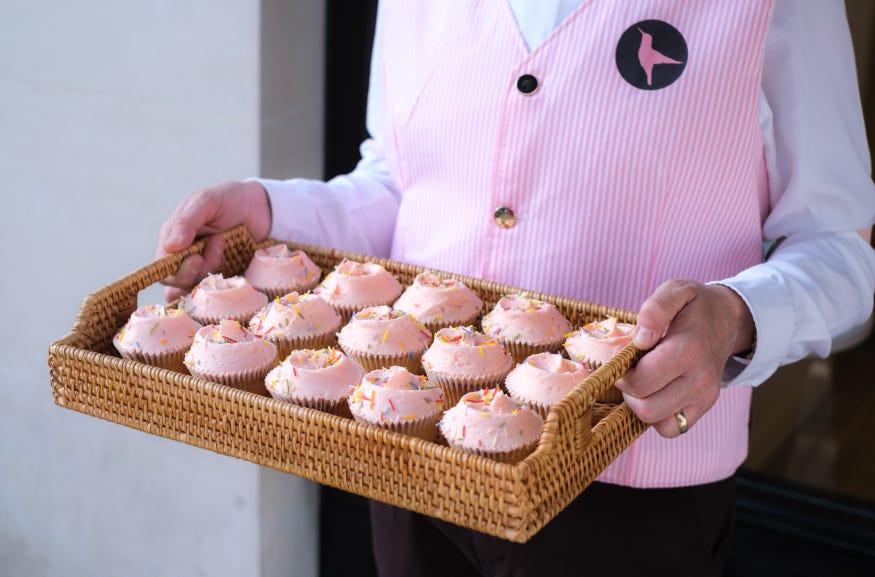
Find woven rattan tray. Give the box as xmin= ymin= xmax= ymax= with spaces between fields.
xmin=48 ymin=226 xmax=648 ymax=542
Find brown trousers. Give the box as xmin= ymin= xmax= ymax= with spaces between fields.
xmin=370 ymin=477 xmax=735 ymax=577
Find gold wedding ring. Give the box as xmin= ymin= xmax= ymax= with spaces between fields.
xmin=675 ymin=411 xmax=689 ymax=435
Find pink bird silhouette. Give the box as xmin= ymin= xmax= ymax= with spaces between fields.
xmin=637 ymin=27 xmax=684 ymax=86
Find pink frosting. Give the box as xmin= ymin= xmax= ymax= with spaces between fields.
xmin=182 ymin=273 xmax=268 ymax=321
xmin=505 ymin=352 xmax=591 ymax=407
xmin=249 ymin=292 xmax=341 ymax=339
xmin=244 ymin=244 xmax=321 ymax=292
xmin=314 ymin=260 xmax=402 ymax=309
xmin=184 ymin=319 xmax=277 ymax=375
xmin=113 ymin=305 xmax=202 ymax=355
xmin=348 ymin=366 xmax=444 ymax=424
xmin=481 ymin=294 xmax=572 ymax=345
xmin=393 ymin=272 xmax=483 ymax=325
xmin=564 ymin=317 xmax=634 ymax=365
xmin=439 ymin=388 xmax=543 ymax=452
xmin=265 ymin=347 xmax=364 ymax=402
xmin=338 ymin=306 xmax=432 ymax=356
xmin=421 ymin=326 xmax=512 ymax=376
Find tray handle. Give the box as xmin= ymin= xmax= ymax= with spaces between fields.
xmin=70 ymin=225 xmax=256 ymax=351
xmin=538 ymin=342 xmax=643 ymax=457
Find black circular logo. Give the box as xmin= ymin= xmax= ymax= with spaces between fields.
xmin=615 ymin=20 xmax=687 ymax=90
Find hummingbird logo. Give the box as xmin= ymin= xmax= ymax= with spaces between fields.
xmin=616 ymin=20 xmax=688 ymax=90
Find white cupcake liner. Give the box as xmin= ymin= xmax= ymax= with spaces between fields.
xmin=338 ymin=347 xmax=426 ymax=376
xmin=445 ymin=438 xmax=539 ymax=464
xmin=118 ymin=347 xmax=188 ymax=374
xmin=424 ymin=364 xmax=513 ymax=407
xmin=270 ymin=330 xmax=340 ymax=362
xmin=188 ymin=363 xmax=275 ymax=396
xmin=351 ymin=411 xmax=442 ymax=442
xmin=497 ymin=338 xmax=565 ymax=365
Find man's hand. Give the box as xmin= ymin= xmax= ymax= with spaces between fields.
xmin=156 ymin=180 xmax=272 ymax=301
xmin=616 ymin=279 xmax=755 ymax=438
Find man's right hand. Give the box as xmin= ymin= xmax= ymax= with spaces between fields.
xmin=156 ymin=180 xmax=272 ymax=302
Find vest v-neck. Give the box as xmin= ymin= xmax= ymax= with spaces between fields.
xmin=501 ymin=0 xmax=593 ymax=57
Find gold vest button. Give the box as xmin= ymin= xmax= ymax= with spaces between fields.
xmin=494 ymin=206 xmax=516 ymax=229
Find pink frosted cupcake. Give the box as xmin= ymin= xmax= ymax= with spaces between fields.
xmin=244 ymin=244 xmax=321 ymax=299
xmin=184 ymin=319 xmax=278 ymax=395
xmin=439 ymin=388 xmax=543 ymax=463
xmin=481 ymin=294 xmax=572 ymax=364
xmin=181 ymin=273 xmax=268 ymax=325
xmin=563 ymin=317 xmax=634 ymax=403
xmin=337 ymin=306 xmax=432 ymax=374
xmin=420 ymin=326 xmax=514 ymax=407
xmin=393 ymin=271 xmax=483 ymax=331
xmin=563 ymin=317 xmax=635 ymax=369
xmin=505 ymin=352 xmax=592 ymax=418
xmin=313 ymin=259 xmax=403 ymax=323
xmin=249 ymin=292 xmax=342 ymax=360
xmin=113 ymin=304 xmax=202 ymax=372
xmin=348 ymin=366 xmax=445 ymax=441
xmin=265 ymin=347 xmax=363 ymax=417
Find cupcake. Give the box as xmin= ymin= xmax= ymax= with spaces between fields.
xmin=563 ymin=317 xmax=634 ymax=403
xmin=249 ymin=292 xmax=342 ymax=360
xmin=439 ymin=388 xmax=543 ymax=463
xmin=265 ymin=347 xmax=363 ymax=417
xmin=184 ymin=319 xmax=278 ymax=395
xmin=181 ymin=273 xmax=268 ymax=325
xmin=393 ymin=271 xmax=483 ymax=331
xmin=481 ymin=294 xmax=572 ymax=364
xmin=337 ymin=306 xmax=432 ymax=374
xmin=313 ymin=259 xmax=403 ymax=323
xmin=348 ymin=366 xmax=445 ymax=441
xmin=420 ymin=326 xmax=514 ymax=407
xmin=112 ymin=304 xmax=202 ymax=372
xmin=244 ymin=244 xmax=321 ymax=299
xmin=505 ymin=352 xmax=592 ymax=418
xmin=563 ymin=317 xmax=635 ymax=369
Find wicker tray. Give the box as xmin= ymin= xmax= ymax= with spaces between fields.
xmin=48 ymin=226 xmax=648 ymax=543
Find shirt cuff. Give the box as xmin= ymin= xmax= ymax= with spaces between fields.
xmin=710 ymin=265 xmax=796 ymax=387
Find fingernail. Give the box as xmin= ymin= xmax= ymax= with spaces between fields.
xmin=633 ymin=327 xmax=654 ymax=348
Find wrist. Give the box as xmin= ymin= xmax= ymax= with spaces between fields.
xmin=713 ymin=284 xmax=756 ymax=357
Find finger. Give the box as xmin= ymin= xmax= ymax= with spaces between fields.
xmin=200 ymin=235 xmax=225 ymax=278
xmin=160 ymin=191 xmax=222 ymax=255
xmin=622 ymin=374 xmax=693 ymax=427
xmin=164 ymin=284 xmax=188 ymax=304
xmin=160 ymin=253 xmax=204 ymax=290
xmin=615 ymin=339 xmax=683 ymax=398
xmin=633 ymin=279 xmax=698 ymax=349
xmin=651 ymin=405 xmax=697 ymax=439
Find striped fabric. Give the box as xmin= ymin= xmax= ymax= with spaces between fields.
xmin=379 ymin=0 xmax=774 ymax=487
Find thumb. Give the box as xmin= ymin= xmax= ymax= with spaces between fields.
xmin=159 ymin=192 xmax=222 ymax=256
xmin=634 ymin=279 xmax=698 ymax=349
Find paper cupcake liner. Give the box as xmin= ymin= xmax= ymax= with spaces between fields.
xmin=252 ymin=279 xmax=321 ymax=301
xmin=188 ymin=364 xmax=275 ymax=396
xmin=424 ymin=365 xmax=513 ymax=407
xmin=445 ymin=438 xmax=539 ymax=464
xmin=420 ymin=312 xmax=483 ymax=334
xmin=498 ymin=338 xmax=565 ymax=365
xmin=119 ymin=347 xmax=188 ymax=374
xmin=271 ymin=394 xmax=353 ymax=419
xmin=270 ymin=330 xmax=340 ymax=362
xmin=351 ymin=411 xmax=442 ymax=442
xmin=339 ymin=348 xmax=426 ymax=375
xmin=329 ymin=296 xmax=403 ymax=326
xmin=189 ymin=309 xmax=264 ymax=326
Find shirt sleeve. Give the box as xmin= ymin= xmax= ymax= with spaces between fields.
xmin=717 ymin=0 xmax=875 ymax=386
xmin=256 ymin=4 xmax=398 ymax=258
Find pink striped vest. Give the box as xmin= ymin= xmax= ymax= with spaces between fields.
xmin=380 ymin=1 xmax=774 ymax=487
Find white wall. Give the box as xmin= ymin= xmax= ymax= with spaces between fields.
xmin=0 ymin=1 xmax=323 ymax=576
